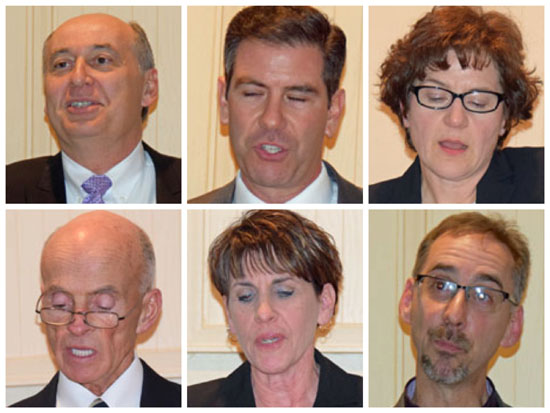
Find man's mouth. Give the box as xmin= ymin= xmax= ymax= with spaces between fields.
xmin=70 ymin=348 xmax=95 ymax=357
xmin=261 ymin=144 xmax=283 ymax=154
xmin=68 ymin=101 xmax=94 ymax=108
xmin=261 ymin=337 xmax=280 ymax=344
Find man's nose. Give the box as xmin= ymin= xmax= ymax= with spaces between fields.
xmin=66 ymin=312 xmax=93 ymax=335
xmin=442 ymin=288 xmax=468 ymax=327
xmin=70 ymin=58 xmax=92 ymax=87
xmin=259 ymin=95 xmax=286 ymax=131
xmin=443 ymin=97 xmax=469 ymax=128
xmin=254 ymin=297 xmax=276 ymax=322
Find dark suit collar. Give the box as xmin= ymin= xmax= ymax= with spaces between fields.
xmin=476 ymin=149 xmax=515 ymax=203
xmin=142 ymin=142 xmax=181 ymax=203
xmin=36 ymin=153 xmax=67 ymax=202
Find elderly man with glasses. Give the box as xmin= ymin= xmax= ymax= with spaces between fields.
xmin=11 ymin=211 xmax=181 ymax=407
xmin=396 ymin=212 xmax=529 ymax=407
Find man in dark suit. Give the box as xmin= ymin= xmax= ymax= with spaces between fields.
xmin=188 ymin=6 xmax=362 ymax=204
xmin=6 ymin=13 xmax=181 ymax=204
xmin=11 ymin=211 xmax=181 ymax=407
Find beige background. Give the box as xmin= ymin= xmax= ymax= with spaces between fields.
xmin=187 ymin=6 xmax=363 ymax=200
xmin=369 ymin=6 xmax=544 ymax=185
xmin=5 ymin=6 xmax=181 ymax=164
xmin=187 ymin=209 xmax=363 ymax=385
xmin=369 ymin=209 xmax=543 ymax=407
xmin=6 ymin=210 xmax=181 ymax=405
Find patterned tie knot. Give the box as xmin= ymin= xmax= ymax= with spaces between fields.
xmin=82 ymin=175 xmax=112 ymax=204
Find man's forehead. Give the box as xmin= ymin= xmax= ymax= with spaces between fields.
xmin=47 ymin=14 xmax=134 ymax=54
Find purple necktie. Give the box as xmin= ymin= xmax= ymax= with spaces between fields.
xmin=82 ymin=175 xmax=112 ymax=203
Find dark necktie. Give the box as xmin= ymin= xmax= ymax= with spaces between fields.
xmin=82 ymin=175 xmax=112 ymax=203
xmin=90 ymin=398 xmax=109 ymax=407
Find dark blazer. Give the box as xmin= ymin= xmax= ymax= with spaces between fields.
xmin=187 ymin=349 xmax=363 ymax=407
xmin=369 ymin=147 xmax=543 ymax=204
xmin=188 ymin=161 xmax=363 ymax=204
xmin=11 ymin=359 xmax=181 ymax=407
xmin=6 ymin=142 xmax=181 ymax=203
xmin=394 ymin=377 xmax=509 ymax=407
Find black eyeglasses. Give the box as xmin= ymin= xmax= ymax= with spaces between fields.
xmin=35 ymin=293 xmax=138 ymax=329
xmin=410 ymin=85 xmax=505 ymax=113
xmin=415 ymin=274 xmax=518 ymax=313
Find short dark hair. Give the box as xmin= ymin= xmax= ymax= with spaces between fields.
xmin=224 ymin=6 xmax=346 ymax=101
xmin=379 ymin=6 xmax=541 ymax=149
xmin=209 ymin=210 xmax=342 ymax=304
xmin=412 ymin=212 xmax=530 ymax=304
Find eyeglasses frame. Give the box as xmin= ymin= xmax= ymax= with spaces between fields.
xmin=35 ymin=292 xmax=140 ymax=329
xmin=409 ymin=85 xmax=505 ymax=114
xmin=415 ymin=274 xmax=519 ymax=307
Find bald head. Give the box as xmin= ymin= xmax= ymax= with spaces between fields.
xmin=43 ymin=13 xmax=155 ymax=75
xmin=41 ymin=211 xmax=155 ymax=294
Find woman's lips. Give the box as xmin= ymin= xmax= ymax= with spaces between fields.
xmin=439 ymin=139 xmax=467 ymax=155
xmin=255 ymin=334 xmax=285 ymax=349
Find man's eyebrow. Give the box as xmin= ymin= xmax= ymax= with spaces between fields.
xmin=425 ymin=264 xmax=456 ymax=275
xmin=285 ymin=85 xmax=319 ymax=94
xmin=272 ymin=276 xmax=294 ymax=285
xmin=473 ymin=274 xmax=504 ymax=290
xmin=89 ymin=286 xmax=120 ymax=296
xmin=49 ymin=44 xmax=119 ymax=60
xmin=233 ymin=78 xmax=266 ymax=89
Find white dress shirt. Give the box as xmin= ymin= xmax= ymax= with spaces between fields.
xmin=62 ymin=142 xmax=156 ymax=203
xmin=233 ymin=162 xmax=338 ymax=203
xmin=56 ymin=355 xmax=143 ymax=407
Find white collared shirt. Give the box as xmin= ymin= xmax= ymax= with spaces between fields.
xmin=233 ymin=162 xmax=338 ymax=203
xmin=56 ymin=355 xmax=143 ymax=407
xmin=62 ymin=141 xmax=156 ymax=203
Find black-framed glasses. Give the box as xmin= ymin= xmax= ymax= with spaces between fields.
xmin=415 ymin=274 xmax=518 ymax=312
xmin=410 ymin=85 xmax=505 ymax=113
xmin=35 ymin=293 xmax=138 ymax=329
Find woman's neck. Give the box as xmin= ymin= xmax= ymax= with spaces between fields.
xmin=421 ymin=169 xmax=479 ymax=204
xmin=250 ymin=349 xmax=320 ymax=407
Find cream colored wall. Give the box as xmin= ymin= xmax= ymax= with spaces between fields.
xmin=187 ymin=209 xmax=363 ymax=384
xmin=5 ymin=6 xmax=181 ymax=164
xmin=6 ymin=210 xmax=181 ymax=392
xmin=369 ymin=6 xmax=544 ymax=184
xmin=369 ymin=210 xmax=543 ymax=407
xmin=187 ymin=6 xmax=363 ymax=200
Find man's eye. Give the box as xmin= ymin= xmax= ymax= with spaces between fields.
xmin=242 ymin=91 xmax=262 ymax=98
xmin=52 ymin=61 xmax=70 ymax=70
xmin=96 ymin=56 xmax=110 ymax=64
xmin=287 ymin=95 xmax=306 ymax=102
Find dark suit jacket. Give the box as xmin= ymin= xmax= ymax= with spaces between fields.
xmin=6 ymin=142 xmax=181 ymax=203
xmin=369 ymin=147 xmax=543 ymax=204
xmin=188 ymin=161 xmax=363 ymax=204
xmin=394 ymin=377 xmax=509 ymax=407
xmin=11 ymin=359 xmax=181 ymax=407
xmin=187 ymin=349 xmax=363 ymax=407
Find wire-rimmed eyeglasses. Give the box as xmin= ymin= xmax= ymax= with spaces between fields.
xmin=410 ymin=85 xmax=505 ymax=113
xmin=35 ymin=292 xmax=138 ymax=329
xmin=415 ymin=274 xmax=518 ymax=313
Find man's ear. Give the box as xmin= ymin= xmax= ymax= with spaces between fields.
xmin=218 ymin=77 xmax=229 ymax=125
xmin=136 ymin=288 xmax=162 ymax=335
xmin=324 ymin=89 xmax=345 ymax=138
xmin=500 ymin=305 xmax=524 ymax=348
xmin=317 ymin=283 xmax=336 ymax=326
xmin=141 ymin=68 xmax=159 ymax=108
xmin=399 ymin=278 xmax=415 ymax=325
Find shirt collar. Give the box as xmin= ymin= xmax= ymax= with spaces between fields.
xmin=57 ymin=355 xmax=143 ymax=407
xmin=404 ymin=376 xmax=496 ymax=407
xmin=233 ymin=162 xmax=337 ymax=203
xmin=62 ymin=141 xmax=155 ymax=203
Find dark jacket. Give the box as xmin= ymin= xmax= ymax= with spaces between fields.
xmin=394 ymin=377 xmax=509 ymax=407
xmin=369 ymin=147 xmax=543 ymax=204
xmin=11 ymin=359 xmax=181 ymax=407
xmin=6 ymin=142 xmax=181 ymax=203
xmin=187 ymin=349 xmax=363 ymax=407
xmin=188 ymin=161 xmax=363 ymax=204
